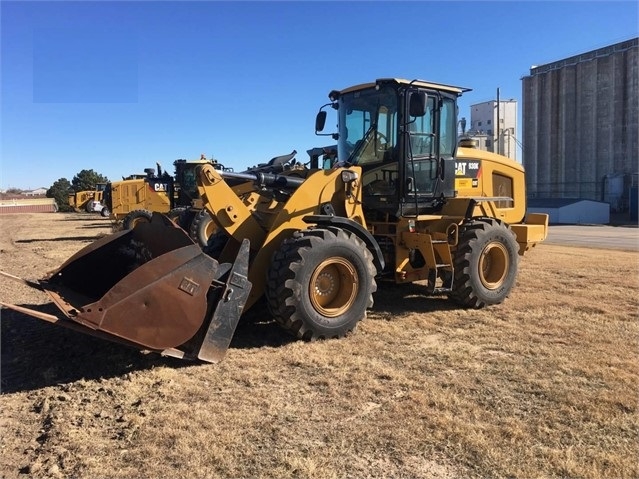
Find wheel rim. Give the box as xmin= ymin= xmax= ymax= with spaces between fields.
xmin=478 ymin=242 xmax=509 ymax=290
xmin=204 ymin=220 xmax=216 ymax=240
xmin=309 ymin=257 xmax=358 ymax=317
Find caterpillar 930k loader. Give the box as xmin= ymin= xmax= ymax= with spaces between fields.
xmin=0 ymin=78 xmax=548 ymax=363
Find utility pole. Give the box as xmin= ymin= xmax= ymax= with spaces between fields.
xmin=496 ymin=87 xmax=500 ymax=155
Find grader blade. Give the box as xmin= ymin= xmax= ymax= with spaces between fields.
xmin=0 ymin=213 xmax=251 ymax=363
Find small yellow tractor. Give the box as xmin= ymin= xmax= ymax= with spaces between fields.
xmin=1 ymin=78 xmax=547 ymax=363
xmin=68 ymin=183 xmax=109 ymax=216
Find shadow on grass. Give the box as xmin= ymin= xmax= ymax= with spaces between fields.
xmin=0 ymin=302 xmax=295 ymax=394
xmin=15 ymin=236 xmax=106 ymax=243
xmin=0 ymin=306 xmax=181 ymax=394
xmin=61 ymin=216 xmax=111 ymax=222
xmin=1 ymin=284 xmax=460 ymax=393
xmin=76 ymin=224 xmax=113 ymax=230
xmin=371 ymin=280 xmax=460 ymax=315
xmin=231 ymin=309 xmax=296 ymax=350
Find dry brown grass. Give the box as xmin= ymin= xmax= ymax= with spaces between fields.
xmin=0 ymin=214 xmax=637 ymax=478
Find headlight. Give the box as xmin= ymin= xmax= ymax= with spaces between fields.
xmin=341 ymin=170 xmax=359 ymax=184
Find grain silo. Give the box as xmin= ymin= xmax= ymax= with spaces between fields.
xmin=522 ymin=38 xmax=638 ymax=214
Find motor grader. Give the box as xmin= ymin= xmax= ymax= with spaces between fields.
xmin=103 ymin=165 xmax=174 ymax=227
xmin=0 ymin=78 xmax=547 ymax=363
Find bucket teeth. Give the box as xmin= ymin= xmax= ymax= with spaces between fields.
xmin=197 ymin=239 xmax=251 ymax=363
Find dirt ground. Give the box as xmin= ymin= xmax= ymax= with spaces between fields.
xmin=1 ymin=213 xmax=637 ymax=479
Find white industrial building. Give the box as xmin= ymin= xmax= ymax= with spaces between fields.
xmin=461 ymin=98 xmax=518 ymax=162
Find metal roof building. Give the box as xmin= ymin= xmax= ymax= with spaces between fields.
xmin=527 ymin=198 xmax=610 ymax=225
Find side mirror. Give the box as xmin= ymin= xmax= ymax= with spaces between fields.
xmin=409 ymin=92 xmax=427 ymax=117
xmin=315 ymin=111 xmax=327 ymax=133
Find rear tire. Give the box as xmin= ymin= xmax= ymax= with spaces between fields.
xmin=122 ymin=209 xmax=153 ymax=230
xmin=203 ymin=231 xmax=229 ymax=260
xmin=100 ymin=207 xmax=110 ymax=218
xmin=266 ymin=228 xmax=376 ymax=340
xmin=177 ymin=208 xmax=197 ymax=231
xmin=166 ymin=207 xmax=187 ymax=225
xmin=189 ymin=209 xmax=217 ymax=248
xmin=450 ymin=218 xmax=519 ymax=308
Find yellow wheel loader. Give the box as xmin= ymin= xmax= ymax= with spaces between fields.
xmin=179 ymin=150 xmax=298 ymax=247
xmin=105 ymin=155 xmax=299 ymax=248
xmin=1 ymin=78 xmax=548 ymax=363
xmin=68 ymin=183 xmax=108 ymax=216
xmin=104 ymin=157 xmax=226 ymax=245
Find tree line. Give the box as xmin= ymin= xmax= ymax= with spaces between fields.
xmin=47 ymin=169 xmax=109 ymax=212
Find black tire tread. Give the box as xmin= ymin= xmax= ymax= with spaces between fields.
xmin=122 ymin=209 xmax=153 ymax=230
xmin=189 ymin=208 xmax=215 ymax=247
xmin=266 ymin=227 xmax=377 ymax=340
xmin=450 ymin=218 xmax=518 ymax=308
xmin=166 ymin=207 xmax=187 ymax=223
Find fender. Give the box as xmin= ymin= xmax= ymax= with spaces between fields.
xmin=302 ymin=215 xmax=385 ymax=273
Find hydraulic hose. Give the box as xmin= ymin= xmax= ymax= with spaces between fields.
xmin=220 ymin=171 xmax=305 ymax=189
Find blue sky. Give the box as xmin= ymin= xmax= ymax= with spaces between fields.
xmin=1 ymin=1 xmax=638 ymax=189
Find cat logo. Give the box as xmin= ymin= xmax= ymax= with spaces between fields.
xmin=456 ymin=161 xmax=480 ymax=176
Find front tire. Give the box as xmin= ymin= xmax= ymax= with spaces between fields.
xmin=189 ymin=209 xmax=217 ymax=248
xmin=266 ymin=228 xmax=377 ymax=340
xmin=166 ymin=207 xmax=187 ymax=225
xmin=122 ymin=209 xmax=153 ymax=230
xmin=450 ymin=218 xmax=519 ymax=308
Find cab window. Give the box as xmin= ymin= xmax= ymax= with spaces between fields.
xmin=408 ymin=96 xmax=435 ymax=157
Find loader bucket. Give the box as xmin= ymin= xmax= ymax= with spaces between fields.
xmin=1 ymin=213 xmax=252 ymax=363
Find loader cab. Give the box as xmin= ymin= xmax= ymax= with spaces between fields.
xmin=173 ymin=157 xmax=228 ymax=207
xmin=316 ymin=78 xmax=469 ymax=220
xmin=306 ymin=145 xmax=338 ymax=169
xmin=174 ymin=159 xmax=210 ymax=207
xmin=174 ymin=159 xmax=200 ymax=206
